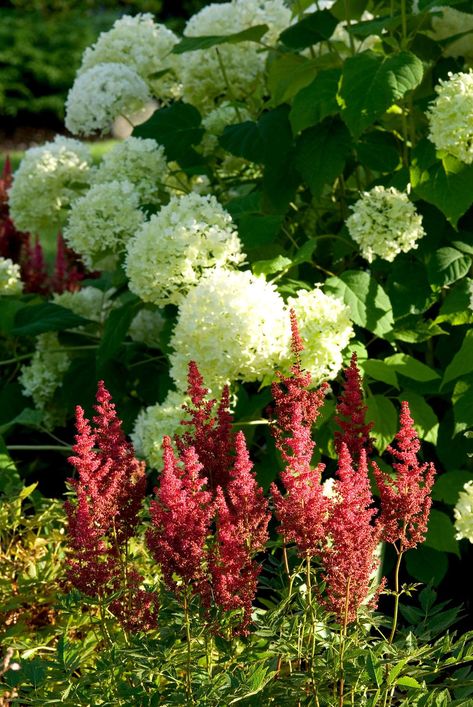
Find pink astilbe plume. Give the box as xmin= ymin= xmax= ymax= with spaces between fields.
xmin=51 ymin=232 xmax=91 ymax=293
xmin=270 ymin=310 xmax=329 ymax=557
xmin=372 ymin=401 xmax=436 ymax=551
xmin=334 ymin=352 xmax=373 ymax=462
xmin=20 ymin=235 xmax=49 ymax=294
xmin=210 ymin=432 xmax=270 ymax=633
xmin=147 ymin=437 xmax=214 ymax=593
xmin=65 ymin=382 xmax=157 ymax=631
xmin=321 ymin=445 xmax=381 ymax=624
xmin=177 ymin=360 xmax=234 ymax=491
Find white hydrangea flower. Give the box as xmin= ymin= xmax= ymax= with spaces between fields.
xmin=0 ymin=258 xmax=23 ymax=296
xmin=19 ymin=333 xmax=70 ymax=417
xmin=65 ymin=63 xmax=151 ymax=136
xmin=169 ymin=268 xmax=290 ymax=394
xmin=125 ymin=193 xmax=245 ymax=306
xmin=287 ymin=287 xmax=353 ymax=384
xmin=93 ymin=137 xmax=168 ymax=205
xmin=200 ymin=101 xmax=252 ymax=154
xmin=430 ymin=7 xmax=473 ymax=63
xmin=180 ymin=0 xmax=291 ymax=112
xmin=63 ymin=180 xmax=144 ymax=269
xmin=79 ymin=13 xmax=180 ymax=98
xmin=454 ymin=480 xmax=473 ymax=543
xmin=8 ymin=136 xmax=92 ymax=233
xmin=131 ymin=390 xmax=189 ymax=468
xmin=128 ymin=308 xmax=165 ymax=348
xmin=346 ymin=186 xmax=425 ymax=263
xmin=53 ymin=286 xmax=116 ymax=325
xmin=427 ymin=70 xmax=473 ymax=165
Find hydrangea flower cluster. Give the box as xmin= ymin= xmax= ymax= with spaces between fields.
xmin=128 ymin=308 xmax=165 ymax=348
xmin=346 ymin=186 xmax=426 ymax=262
xmin=92 ymin=137 xmax=168 ymax=205
xmin=63 ymin=180 xmax=144 ymax=269
xmin=287 ymin=288 xmax=353 ymax=385
xmin=454 ymin=480 xmax=473 ymax=543
xmin=180 ymin=0 xmax=291 ymax=113
xmin=131 ymin=390 xmax=189 ymax=469
xmin=79 ymin=13 xmax=179 ymax=98
xmin=125 ymin=193 xmax=245 ymax=306
xmin=169 ymin=268 xmax=290 ymax=395
xmin=53 ymin=286 xmax=116 ymax=326
xmin=430 ymin=7 xmax=473 ymax=64
xmin=427 ymin=70 xmax=473 ymax=165
xmin=65 ymin=63 xmax=151 ymax=136
xmin=0 ymin=257 xmax=22 ymax=296
xmin=8 ymin=136 xmax=92 ymax=233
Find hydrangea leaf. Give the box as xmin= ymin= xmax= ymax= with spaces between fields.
xmin=427 ymin=247 xmax=472 ymax=287
xmin=97 ymin=299 xmax=141 ymax=367
xmin=435 ymin=278 xmax=473 ymax=326
xmin=383 ymin=354 xmax=440 ymax=382
xmin=442 ymin=329 xmax=473 ymax=388
xmin=252 ymin=256 xmax=292 ymax=277
xmin=425 ymin=509 xmax=460 ymax=556
xmin=405 ymin=546 xmax=448 ymax=586
xmin=325 ymin=270 xmax=394 ymax=338
xmin=268 ymin=54 xmax=320 ymax=107
xmin=172 ymin=24 xmax=268 ymax=53
xmin=133 ymin=101 xmax=204 ymax=165
xmin=360 ymin=359 xmax=399 ymax=388
xmin=279 ymin=10 xmax=338 ymax=50
xmin=290 ymin=68 xmax=341 ymax=134
xmin=12 ymin=303 xmax=90 ymax=336
xmin=339 ymin=51 xmax=423 ymax=137
xmin=432 ymin=470 xmax=473 ymax=505
xmin=410 ymin=140 xmax=473 ymax=227
xmin=365 ymin=394 xmax=398 ymax=453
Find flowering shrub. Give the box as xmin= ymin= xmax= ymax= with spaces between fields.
xmin=2 ymin=0 xmax=473 ymax=702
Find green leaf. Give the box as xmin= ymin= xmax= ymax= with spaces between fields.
xmin=0 ymin=408 xmax=43 ymax=435
xmin=294 ymin=117 xmax=352 ymax=197
xmin=427 ymin=247 xmax=472 ymax=287
xmin=356 ymin=130 xmax=401 ymax=172
xmin=268 ymin=54 xmax=320 ymax=107
xmin=134 ymin=101 xmax=204 ymax=165
xmin=405 ymin=546 xmax=448 ymax=586
xmin=398 ymin=391 xmax=439 ymax=444
xmin=279 ymin=10 xmax=338 ymax=49
xmin=388 ymin=657 xmax=412 ymax=685
xmin=452 ymin=377 xmax=473 ymax=433
xmin=387 ymin=258 xmax=434 ymax=319
xmin=345 ymin=14 xmax=402 ymax=38
xmin=0 ymin=298 xmax=26 ymax=335
xmin=290 ymin=68 xmax=341 ymax=134
xmin=331 ymin=0 xmax=369 ymax=20
xmin=252 ymin=256 xmax=292 ymax=277
xmin=172 ymin=24 xmax=268 ymax=53
xmin=366 ymin=395 xmax=398 ymax=453
xmin=360 ymin=359 xmax=399 ymax=388
xmin=325 ymin=270 xmax=394 ymax=337
xmin=442 ymin=329 xmax=473 ymax=388
xmin=410 ymin=140 xmax=473 ymax=227
xmin=12 ymin=302 xmax=90 ymax=336
xmin=396 ymin=677 xmax=422 ymax=690
xmin=220 ymin=121 xmax=265 ymax=162
xmin=226 ymin=193 xmax=283 ymax=249
xmin=432 ymin=470 xmax=473 ymax=505
xmin=384 ymin=353 xmax=440 ymax=382
xmin=435 ymin=278 xmax=473 ymax=326
xmin=425 ymin=510 xmax=459 ymax=556
xmin=97 ymin=299 xmax=140 ymax=367
xmin=339 ymin=51 xmax=423 ymax=137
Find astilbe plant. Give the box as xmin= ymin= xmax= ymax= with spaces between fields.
xmin=334 ymin=351 xmax=374 ymax=463
xmin=65 ymin=381 xmax=158 ymax=632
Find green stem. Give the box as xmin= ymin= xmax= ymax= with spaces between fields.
xmin=0 ymin=352 xmax=36 ymax=366
xmin=389 ymin=548 xmax=404 ymax=644
xmin=339 ymin=578 xmax=351 ymax=707
xmin=183 ymin=590 xmax=195 ymax=705
xmin=215 ymin=48 xmax=243 ymax=122
xmin=7 ymin=445 xmax=73 ymax=452
xmin=401 ymin=0 xmax=408 ymax=49
xmin=306 ymin=556 xmax=320 ymax=706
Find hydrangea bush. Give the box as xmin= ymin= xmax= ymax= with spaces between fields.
xmin=1 ymin=0 xmax=473 ymax=703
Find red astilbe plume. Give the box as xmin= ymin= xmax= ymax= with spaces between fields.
xmin=210 ymin=431 xmax=271 ymax=633
xmin=65 ymin=382 xmax=157 ymax=631
xmin=51 ymin=232 xmax=92 ymax=294
xmin=321 ymin=445 xmax=381 ymax=624
xmin=147 ymin=436 xmax=214 ymax=594
xmin=270 ymin=310 xmax=330 ymax=557
xmin=20 ymin=235 xmax=49 ymax=294
xmin=372 ymin=401 xmax=436 ymax=551
xmin=177 ymin=360 xmax=234 ymax=491
xmin=334 ymin=352 xmax=373 ymax=463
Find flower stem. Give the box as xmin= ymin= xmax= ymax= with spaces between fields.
xmin=183 ymin=590 xmax=195 ymax=705
xmin=338 ymin=578 xmax=351 ymax=707
xmin=389 ymin=547 xmax=404 ymax=644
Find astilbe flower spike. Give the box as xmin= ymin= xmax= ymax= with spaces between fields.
xmin=321 ymin=445 xmax=381 ymax=624
xmin=65 ymin=381 xmax=157 ymax=631
xmin=372 ymin=401 xmax=436 ymax=551
xmin=147 ymin=436 xmax=214 ymax=593
xmin=334 ymin=352 xmax=373 ymax=463
xmin=270 ymin=310 xmax=329 ymax=557
xmin=177 ymin=360 xmax=234 ymax=491
xmin=210 ymin=431 xmax=271 ymax=633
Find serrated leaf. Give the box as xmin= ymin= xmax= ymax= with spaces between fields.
xmin=425 ymin=510 xmax=459 ymax=556
xmin=452 ymin=377 xmax=473 ymax=434
xmin=366 ymin=395 xmax=398 ymax=452
xmin=384 ymin=353 xmax=440 ymax=381
xmin=410 ymin=140 xmax=473 ymax=227
xmin=172 ymin=24 xmax=268 ymax=53
xmin=339 ymin=50 xmax=423 ymax=137
xmin=388 ymin=657 xmax=412 ymax=685
xmin=252 ymin=256 xmax=292 ymax=276
xmin=442 ymin=329 xmax=473 ymax=388
xmin=435 ymin=278 xmax=473 ymax=326
xmin=12 ymin=303 xmax=90 ymax=336
xmin=325 ymin=270 xmax=394 ymax=337
xmin=268 ymin=54 xmax=320 ymax=107
xmin=290 ymin=68 xmax=341 ymax=134
xmin=361 ymin=359 xmax=399 ymax=388
xmin=134 ymin=101 xmax=204 ymax=165
xmin=294 ymin=117 xmax=352 ymax=197
xmin=427 ymin=247 xmax=472 ymax=287
xmin=396 ymin=676 xmax=422 ymax=689
xmin=279 ymin=10 xmax=338 ymax=49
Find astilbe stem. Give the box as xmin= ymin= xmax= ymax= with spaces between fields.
xmin=334 ymin=352 xmax=373 ymax=463
xmin=65 ymin=381 xmax=158 ymax=632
